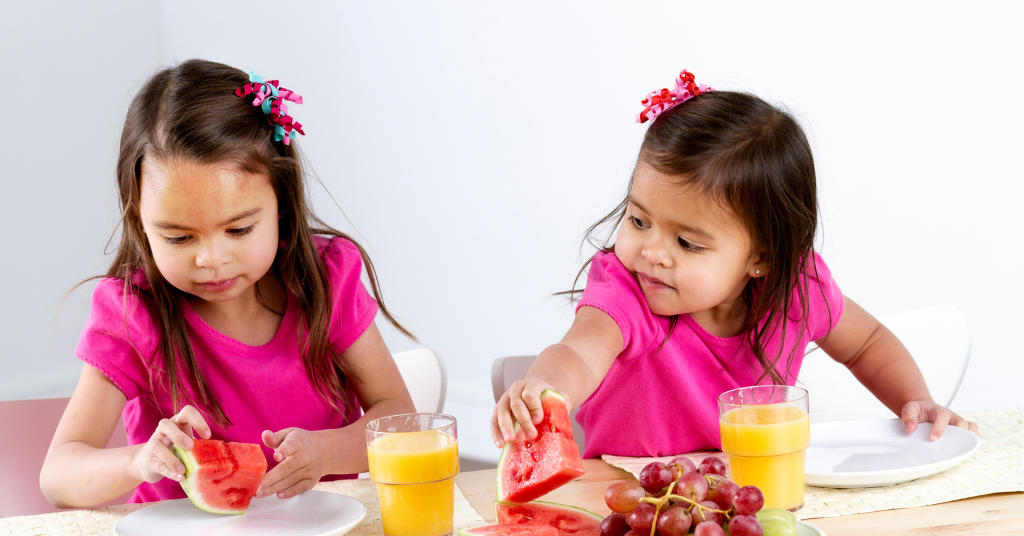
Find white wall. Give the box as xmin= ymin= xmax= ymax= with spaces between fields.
xmin=0 ymin=1 xmax=165 ymax=397
xmin=3 ymin=2 xmax=1021 ymax=463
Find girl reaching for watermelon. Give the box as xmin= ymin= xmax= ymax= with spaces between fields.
xmin=40 ymin=59 xmax=417 ymax=508
xmin=491 ymin=69 xmax=978 ymax=458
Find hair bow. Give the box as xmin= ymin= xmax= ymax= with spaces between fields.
xmin=235 ymin=71 xmax=306 ymax=145
xmin=636 ymin=70 xmax=713 ymax=124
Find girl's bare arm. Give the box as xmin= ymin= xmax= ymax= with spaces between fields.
xmin=307 ymin=322 xmax=416 ymax=476
xmin=491 ymin=305 xmax=623 ymax=445
xmin=816 ymin=296 xmax=977 ymax=438
xmin=40 ymin=364 xmax=142 ymax=508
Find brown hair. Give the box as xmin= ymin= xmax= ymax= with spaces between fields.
xmin=568 ymin=90 xmax=827 ymax=384
xmin=102 ymin=59 xmax=413 ymax=423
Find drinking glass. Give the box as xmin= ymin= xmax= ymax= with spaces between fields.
xmin=366 ymin=413 xmax=459 ymax=536
xmin=719 ymin=385 xmax=810 ymax=511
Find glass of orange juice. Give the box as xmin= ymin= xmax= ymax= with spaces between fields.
xmin=719 ymin=386 xmax=809 ymax=511
xmin=366 ymin=413 xmax=459 ymax=536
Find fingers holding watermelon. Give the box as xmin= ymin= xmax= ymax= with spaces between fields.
xmin=256 ymin=427 xmax=328 ymax=500
xmin=131 ymin=405 xmax=211 ymax=484
xmin=492 ymin=379 xmax=571 ymax=448
xmin=171 ymin=405 xmax=213 ymax=442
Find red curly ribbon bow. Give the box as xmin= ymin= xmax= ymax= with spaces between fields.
xmin=636 ymin=69 xmax=713 ymax=124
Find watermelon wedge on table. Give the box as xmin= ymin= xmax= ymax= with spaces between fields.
xmin=495 ymin=500 xmax=603 ymax=536
xmin=497 ymin=389 xmax=585 ymax=503
xmin=172 ymin=439 xmax=267 ymax=514
xmin=459 ymin=525 xmax=559 ymax=536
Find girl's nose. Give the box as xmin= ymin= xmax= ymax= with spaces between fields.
xmin=195 ymin=239 xmax=230 ymax=269
xmin=641 ymin=239 xmax=672 ymax=268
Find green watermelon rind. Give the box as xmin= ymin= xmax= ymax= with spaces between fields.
xmin=172 ymin=443 xmax=247 ymax=515
xmin=495 ymin=389 xmax=569 ymax=501
xmin=494 ymin=500 xmax=604 ymax=525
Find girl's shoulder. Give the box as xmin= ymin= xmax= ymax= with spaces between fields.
xmin=577 ymin=250 xmax=664 ymax=357
xmin=312 ymin=234 xmax=365 ymax=282
xmin=87 ymin=274 xmax=160 ymax=335
xmin=806 ymin=251 xmax=837 ymax=285
xmin=78 ymin=275 xmax=162 ymax=399
xmin=797 ymin=251 xmax=845 ymax=340
xmin=584 ymin=250 xmax=636 ymax=292
xmin=311 ymin=235 xmax=379 ymax=350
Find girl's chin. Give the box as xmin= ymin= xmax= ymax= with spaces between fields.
xmin=642 ymin=294 xmax=686 ymax=317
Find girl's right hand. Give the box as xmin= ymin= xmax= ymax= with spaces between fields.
xmin=490 ymin=379 xmax=569 ymax=448
xmin=129 ymin=405 xmax=212 ymax=483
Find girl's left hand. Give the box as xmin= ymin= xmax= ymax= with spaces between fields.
xmin=901 ymin=400 xmax=979 ymax=440
xmin=256 ymin=427 xmax=329 ymax=499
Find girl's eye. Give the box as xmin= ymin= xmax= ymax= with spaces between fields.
xmin=629 ymin=216 xmax=649 ymax=230
xmin=228 ymin=225 xmax=255 ymax=238
xmin=164 ymin=236 xmax=189 ymax=246
xmin=678 ymin=237 xmax=706 ymax=253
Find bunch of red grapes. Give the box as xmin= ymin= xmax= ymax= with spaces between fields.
xmin=601 ymin=457 xmax=765 ymax=536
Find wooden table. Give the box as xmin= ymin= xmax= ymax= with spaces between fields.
xmin=454 ymin=459 xmax=1024 ymax=536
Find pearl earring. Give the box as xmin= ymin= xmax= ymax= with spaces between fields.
xmin=755 ymin=270 xmax=761 ymax=275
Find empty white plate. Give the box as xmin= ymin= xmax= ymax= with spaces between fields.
xmin=797 ymin=520 xmax=826 ymax=536
xmin=805 ymin=419 xmax=980 ymax=488
xmin=114 ymin=490 xmax=367 ymax=536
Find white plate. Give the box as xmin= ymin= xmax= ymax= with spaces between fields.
xmin=805 ymin=419 xmax=980 ymax=488
xmin=114 ymin=490 xmax=366 ymax=536
xmin=797 ymin=520 xmax=826 ymax=536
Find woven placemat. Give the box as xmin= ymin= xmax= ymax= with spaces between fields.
xmin=0 ymin=479 xmax=486 ymax=536
xmin=602 ymin=406 xmax=1023 ymax=520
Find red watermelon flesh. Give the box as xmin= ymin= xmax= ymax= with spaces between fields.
xmin=495 ymin=500 xmax=603 ymax=536
xmin=459 ymin=524 xmax=559 ymax=536
xmin=173 ymin=439 xmax=268 ymax=515
xmin=497 ymin=389 xmax=585 ymax=503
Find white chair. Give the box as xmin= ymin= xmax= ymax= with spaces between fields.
xmin=0 ymin=397 xmax=131 ymax=518
xmin=393 ymin=347 xmax=448 ymax=414
xmin=798 ymin=305 xmax=971 ymax=422
xmin=491 ymin=355 xmax=587 ymax=454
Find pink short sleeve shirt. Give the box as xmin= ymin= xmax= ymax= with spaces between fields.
xmin=75 ymin=236 xmax=378 ymax=503
xmin=574 ymin=250 xmax=843 ymax=458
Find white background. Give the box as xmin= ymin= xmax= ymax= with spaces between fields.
xmin=2 ymin=2 xmax=1021 ymax=463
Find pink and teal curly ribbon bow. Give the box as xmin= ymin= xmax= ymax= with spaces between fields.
xmin=235 ymin=71 xmax=306 ymax=145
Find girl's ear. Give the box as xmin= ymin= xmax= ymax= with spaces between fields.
xmin=749 ymin=250 xmax=768 ymax=278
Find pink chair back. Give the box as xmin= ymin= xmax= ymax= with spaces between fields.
xmin=0 ymin=397 xmax=131 ymax=517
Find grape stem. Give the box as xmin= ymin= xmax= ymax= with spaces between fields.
xmin=640 ymin=493 xmax=732 ymax=516
xmin=640 ymin=475 xmax=733 ymax=536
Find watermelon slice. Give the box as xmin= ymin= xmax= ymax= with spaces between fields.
xmin=459 ymin=525 xmax=559 ymax=536
xmin=497 ymin=389 xmax=585 ymax=503
xmin=495 ymin=500 xmax=603 ymax=536
xmin=172 ymin=439 xmax=268 ymax=515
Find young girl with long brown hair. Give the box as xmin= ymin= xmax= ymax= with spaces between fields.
xmin=40 ymin=59 xmax=416 ymax=507
xmin=491 ymin=69 xmax=977 ymax=457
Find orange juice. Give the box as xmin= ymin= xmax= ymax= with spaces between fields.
xmin=367 ymin=429 xmax=459 ymax=536
xmin=720 ymin=405 xmax=810 ymax=510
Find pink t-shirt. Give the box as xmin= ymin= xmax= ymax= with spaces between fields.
xmin=574 ymin=250 xmax=843 ymax=458
xmin=75 ymin=236 xmax=377 ymax=503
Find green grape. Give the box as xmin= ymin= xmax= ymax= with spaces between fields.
xmin=755 ymin=508 xmax=796 ymax=527
xmin=757 ymin=518 xmax=796 ymax=536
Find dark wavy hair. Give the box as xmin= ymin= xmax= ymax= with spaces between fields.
xmin=89 ymin=59 xmax=413 ymax=424
xmin=567 ymin=90 xmax=828 ymax=384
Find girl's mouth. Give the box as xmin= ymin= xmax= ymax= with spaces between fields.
xmin=638 ymin=272 xmax=674 ymax=291
xmin=197 ymin=277 xmax=239 ymax=293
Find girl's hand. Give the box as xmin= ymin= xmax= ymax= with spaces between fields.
xmin=901 ymin=400 xmax=979 ymax=440
xmin=256 ymin=428 xmax=328 ymax=500
xmin=491 ymin=379 xmax=569 ymax=448
xmin=129 ymin=405 xmax=211 ymax=483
